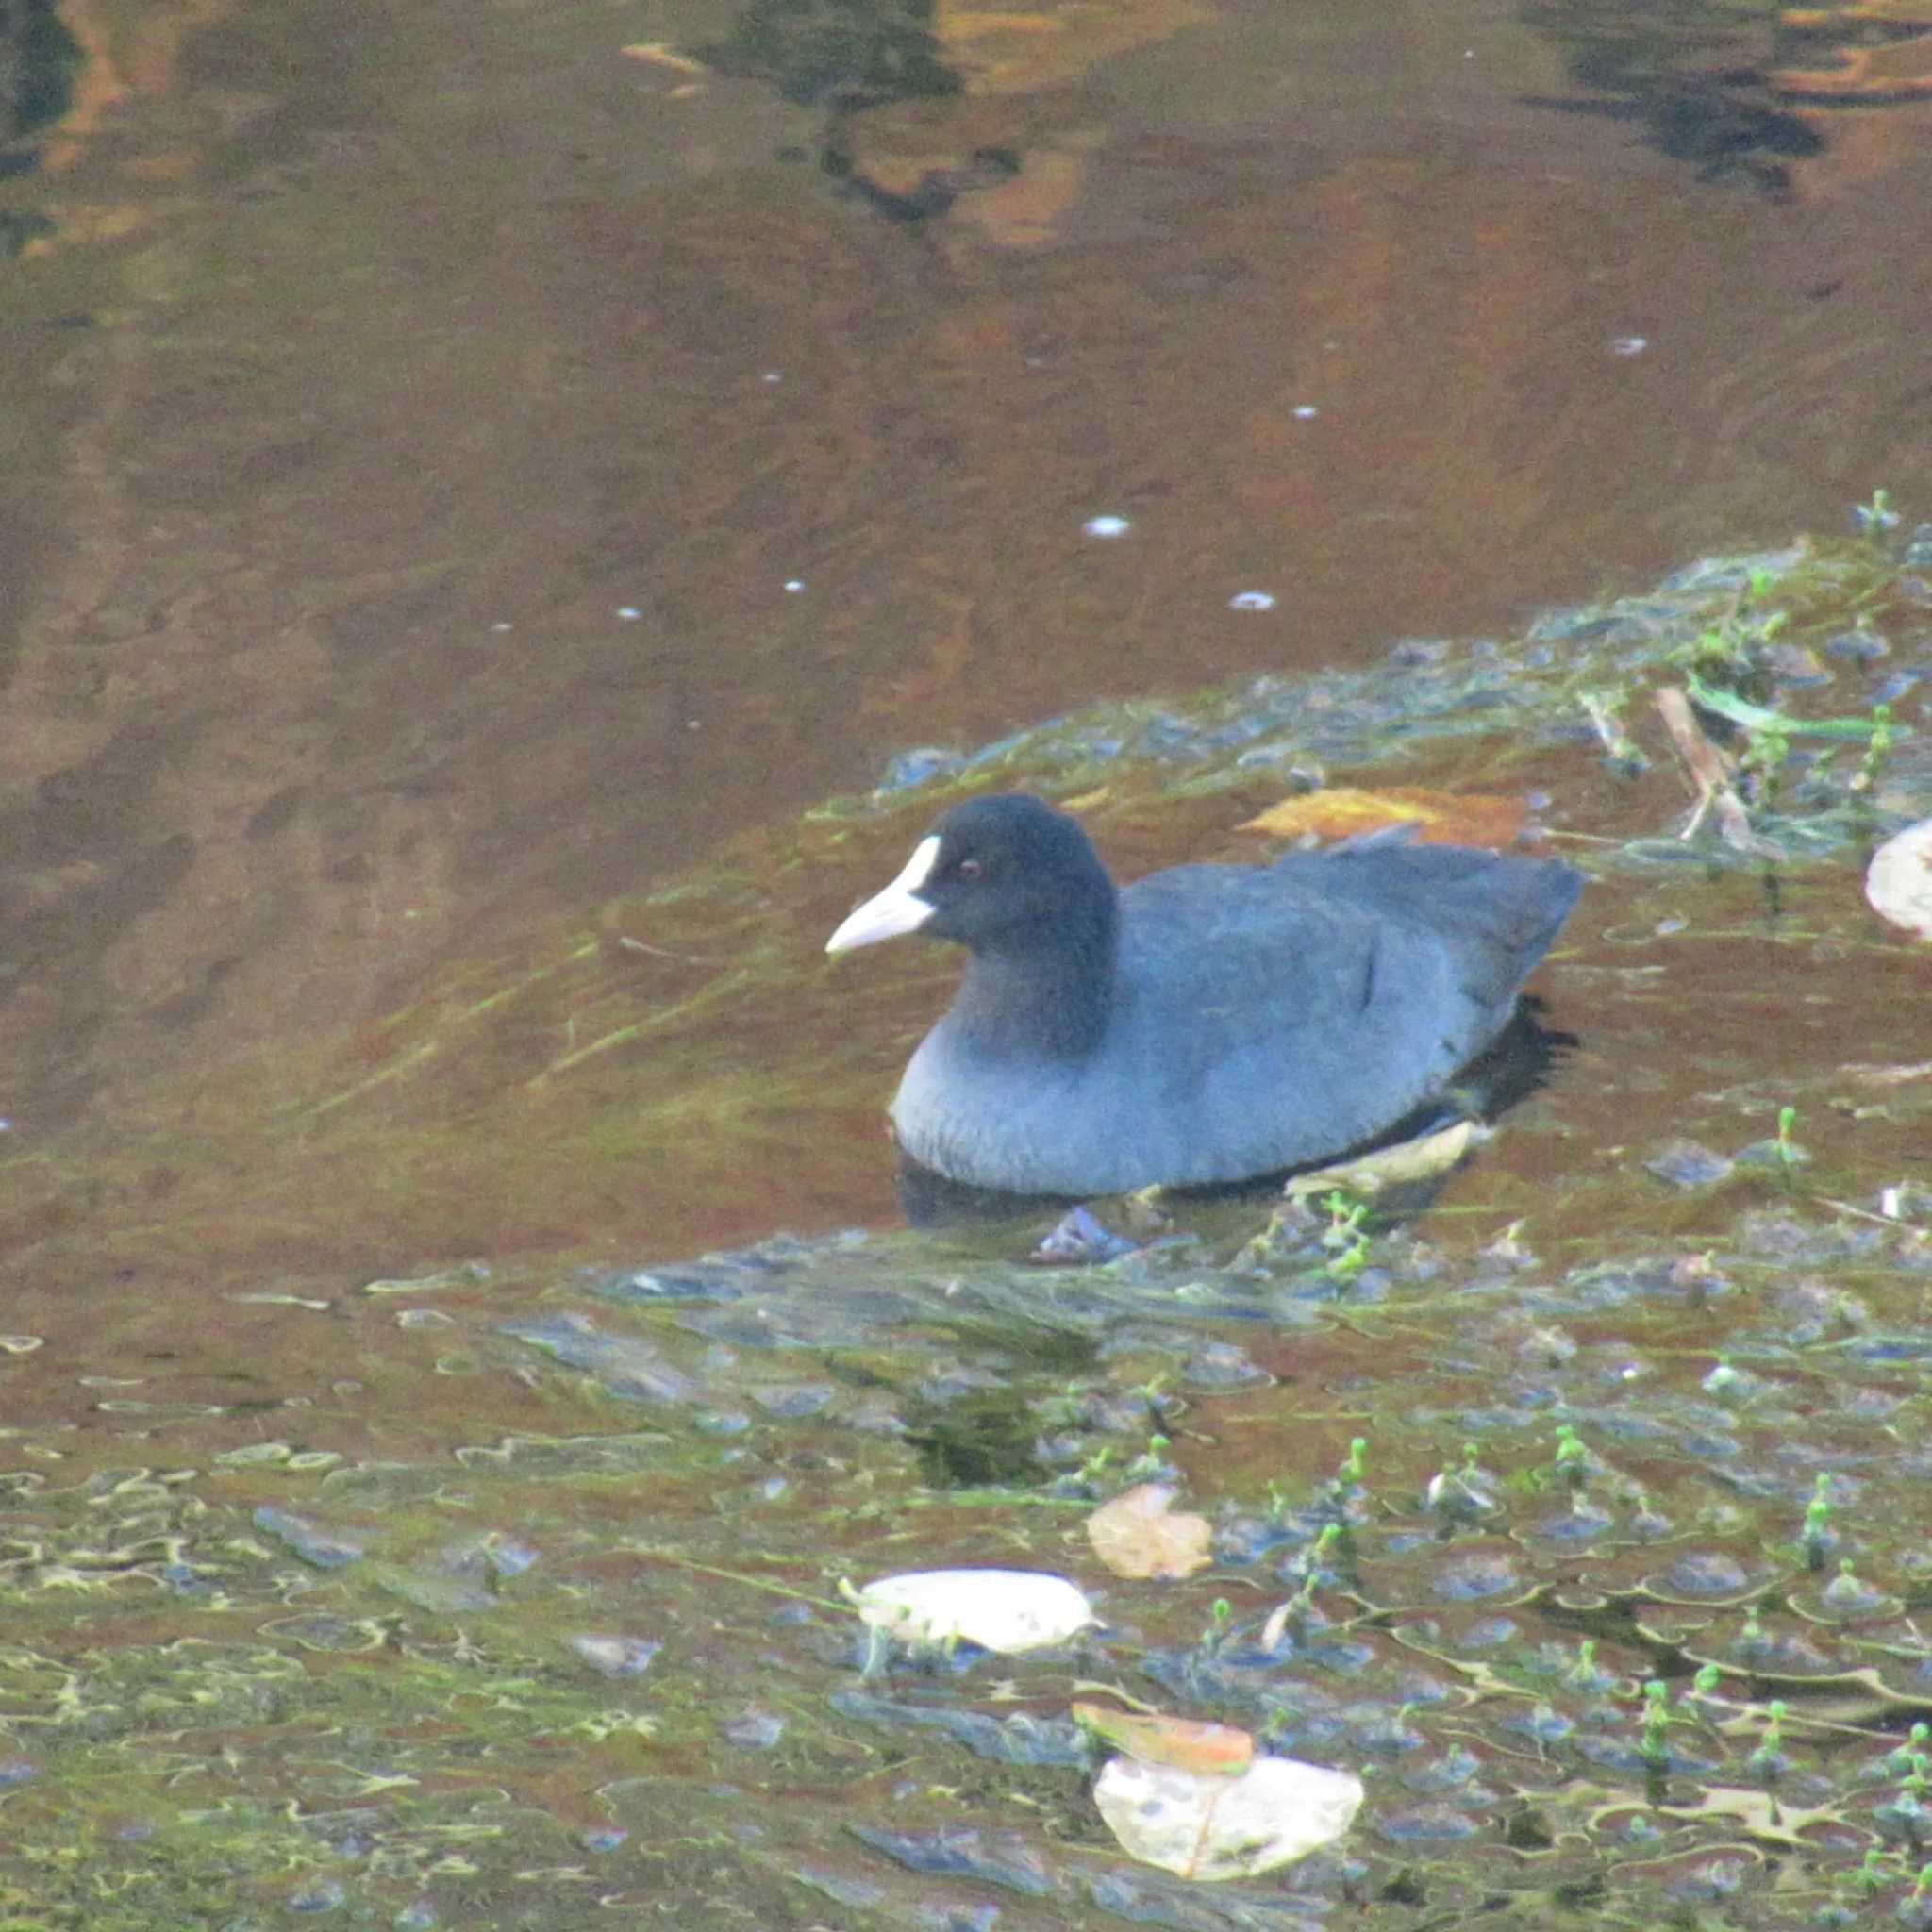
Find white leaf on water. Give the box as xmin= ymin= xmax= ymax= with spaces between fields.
xmin=1866 ymin=815 xmax=1932 ymax=940
xmin=845 ymin=1569 xmax=1097 ymax=1654
xmin=1092 ymin=1752 xmax=1364 ymax=1880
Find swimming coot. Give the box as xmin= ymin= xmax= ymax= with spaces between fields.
xmin=826 ymin=792 xmax=1582 ymax=1196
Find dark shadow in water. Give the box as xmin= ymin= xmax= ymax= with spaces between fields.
xmin=0 ymin=208 xmax=54 ymax=254
xmin=4 ymin=0 xmax=82 ymax=138
xmin=1520 ymin=0 xmax=1824 ymax=197
xmin=1 ymin=0 xmax=84 ymax=254
xmin=695 ymin=0 xmax=962 ymax=110
xmin=691 ymin=0 xmax=1023 ymax=225
xmin=821 ymin=142 xmax=1021 ymax=224
xmin=895 ymin=997 xmax=1579 ymax=1229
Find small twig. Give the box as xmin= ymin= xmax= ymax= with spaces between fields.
xmin=617 ymin=934 xmax=710 ymax=963
xmin=1654 ymin=687 xmax=1777 ymax=855
xmin=623 ymin=1544 xmax=846 ymax=1612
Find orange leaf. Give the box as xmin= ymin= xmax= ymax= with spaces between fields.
xmin=1073 ymin=1702 xmax=1257 ymax=1775
xmin=1240 ymin=787 xmax=1531 ymax=849
xmin=1086 ymin=1482 xmax=1214 ymax=1580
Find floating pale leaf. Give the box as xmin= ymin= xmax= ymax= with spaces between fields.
xmin=1865 ymin=816 xmax=1932 ymax=940
xmin=845 ymin=1569 xmax=1096 ymax=1653
xmin=1085 ymin=1482 xmax=1214 ymax=1579
xmin=1092 ymin=1752 xmax=1365 ymax=1880
xmin=1283 ymin=1117 xmax=1483 ymax=1197
xmin=1240 ymin=788 xmax=1529 ymax=849
xmin=618 ymin=42 xmax=709 ymax=75
xmin=1073 ymin=1703 xmax=1255 ymax=1775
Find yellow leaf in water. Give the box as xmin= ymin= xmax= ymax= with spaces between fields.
xmin=619 ymin=42 xmax=709 ymax=75
xmin=1086 ymin=1482 xmax=1214 ymax=1579
xmin=1240 ymin=787 xmax=1531 ymax=849
xmin=1074 ymin=1703 xmax=1257 ymax=1775
xmin=1283 ymin=1118 xmax=1485 ymax=1197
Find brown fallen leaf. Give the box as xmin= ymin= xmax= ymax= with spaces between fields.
xmin=1074 ymin=1701 xmax=1257 ymax=1775
xmin=1240 ymin=787 xmax=1530 ymax=849
xmin=1086 ymin=1482 xmax=1214 ymax=1579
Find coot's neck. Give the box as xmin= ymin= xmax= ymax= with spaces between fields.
xmin=951 ymin=893 xmax=1118 ymax=1062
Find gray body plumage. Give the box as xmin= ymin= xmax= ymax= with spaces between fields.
xmin=889 ymin=839 xmax=1578 ymax=1194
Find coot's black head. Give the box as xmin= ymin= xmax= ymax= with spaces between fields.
xmin=825 ymin=793 xmax=1118 ymax=960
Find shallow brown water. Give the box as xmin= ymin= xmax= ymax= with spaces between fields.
xmin=12 ymin=0 xmax=1932 ymax=1891
xmin=1 ymin=7 xmax=1929 ymax=1399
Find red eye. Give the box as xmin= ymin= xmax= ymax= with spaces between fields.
xmin=956 ymin=858 xmax=984 ymax=880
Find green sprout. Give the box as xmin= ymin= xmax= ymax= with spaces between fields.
xmin=1319 ymin=1192 xmax=1373 ymax=1279
xmin=1740 ymin=717 xmax=1790 ymax=809
xmin=1802 ymin=1474 xmax=1835 ymax=1565
xmin=1704 ymin=1355 xmax=1744 ymax=1397
xmin=1639 ymin=1679 xmax=1673 ymax=1765
xmin=1774 ymin=1105 xmax=1802 ymax=1167
xmin=1198 ymin=1596 xmax=1236 ymax=1652
xmin=1747 ymin=1699 xmax=1789 ymax=1781
xmin=1553 ymin=1424 xmax=1591 ymax=1491
xmin=1855 ymin=701 xmax=1896 ymax=792
xmin=1676 ymin=573 xmax=1785 ymax=675
xmin=1425 ymin=1442 xmax=1497 ymax=1527
xmin=1564 ymin=1640 xmax=1601 ymax=1688
xmin=1833 ymin=1847 xmax=1888 ymax=1903
xmin=1853 ymin=486 xmax=1899 ymax=537
xmin=1273 ymin=1528 xmax=1344 ymax=1640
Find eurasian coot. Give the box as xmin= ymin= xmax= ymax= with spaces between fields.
xmin=826 ymin=792 xmax=1582 ymax=1196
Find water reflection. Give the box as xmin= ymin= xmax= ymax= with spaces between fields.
xmin=0 ymin=0 xmax=1927 ymax=1334
xmin=1522 ymin=0 xmax=1826 ymax=196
